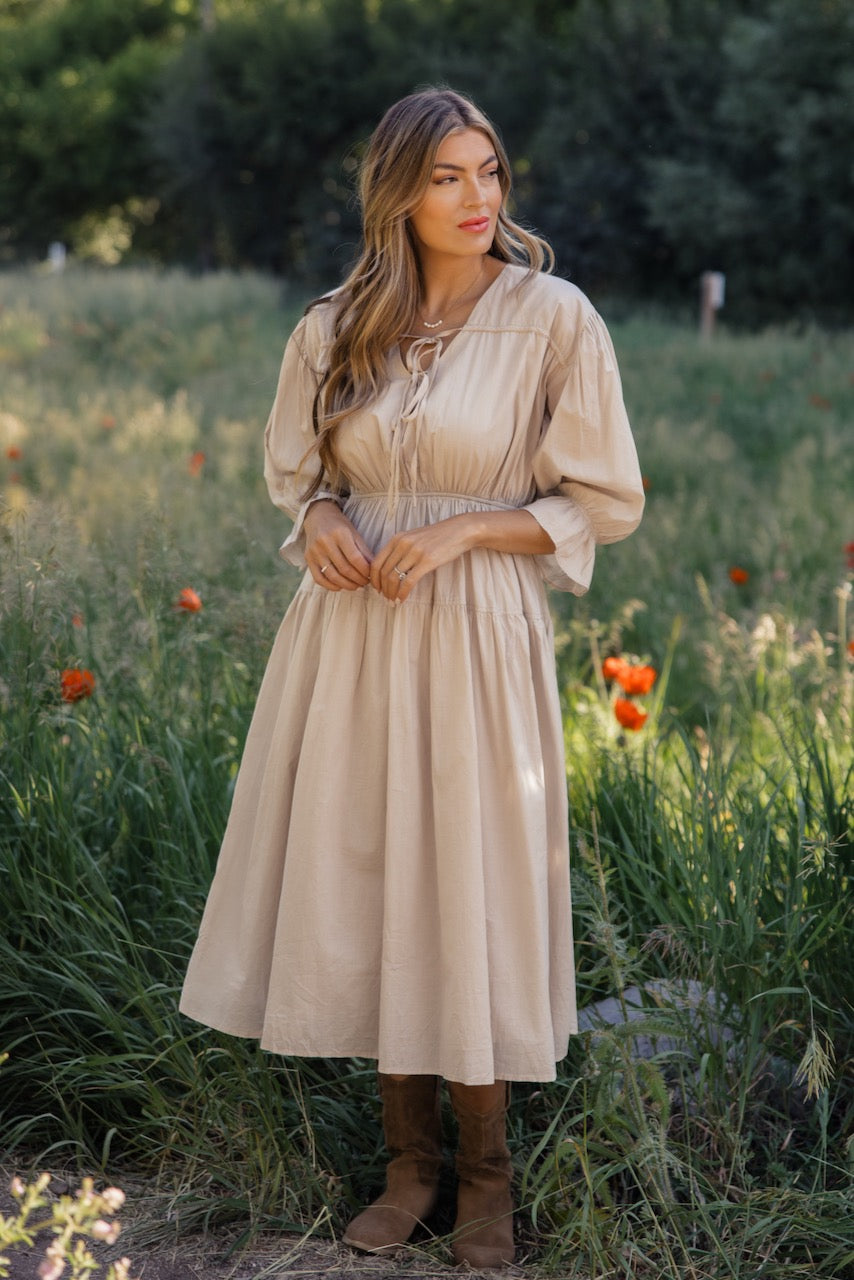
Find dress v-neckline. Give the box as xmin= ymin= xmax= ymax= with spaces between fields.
xmin=393 ymin=262 xmax=510 ymax=375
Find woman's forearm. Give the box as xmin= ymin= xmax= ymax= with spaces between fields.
xmin=458 ymin=508 xmax=555 ymax=557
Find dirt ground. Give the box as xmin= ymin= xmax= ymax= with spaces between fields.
xmin=3 ymin=1232 xmax=523 ymax=1280
xmin=1 ymin=1169 xmax=526 ymax=1280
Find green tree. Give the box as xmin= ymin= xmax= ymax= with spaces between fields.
xmin=0 ymin=0 xmax=195 ymax=259
xmin=644 ymin=0 xmax=854 ymax=321
xmin=527 ymin=0 xmax=754 ymax=297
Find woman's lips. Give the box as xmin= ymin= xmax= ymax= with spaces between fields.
xmin=458 ymin=217 xmax=490 ymax=232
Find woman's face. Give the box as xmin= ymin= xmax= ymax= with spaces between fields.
xmin=408 ymin=128 xmax=503 ymax=263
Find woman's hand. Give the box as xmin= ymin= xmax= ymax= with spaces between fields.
xmin=371 ymin=509 xmax=555 ymax=602
xmin=370 ymin=515 xmax=478 ymax=602
xmin=304 ymin=499 xmax=373 ymax=591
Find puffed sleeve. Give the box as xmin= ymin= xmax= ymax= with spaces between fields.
xmin=263 ymin=310 xmax=341 ymax=568
xmin=522 ymin=309 xmax=644 ymax=594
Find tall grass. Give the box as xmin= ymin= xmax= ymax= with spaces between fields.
xmin=1 ymin=267 xmax=851 ymax=1277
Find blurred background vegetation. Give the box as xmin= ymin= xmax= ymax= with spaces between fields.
xmin=1 ymin=0 xmax=853 ymax=324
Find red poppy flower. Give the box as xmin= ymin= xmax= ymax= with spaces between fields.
xmin=188 ymin=450 xmax=206 ymax=476
xmin=846 ymin=542 xmax=854 ymax=570
xmin=615 ymin=698 xmax=647 ymax=731
xmin=61 ymin=668 xmax=95 ymax=702
xmin=71 ymin=613 xmax=84 ymax=629
xmin=642 ymin=475 xmax=652 ymax=491
xmin=728 ymin=566 xmax=749 ymax=584
xmin=617 ymin=664 xmax=657 ymax=696
xmin=100 ymin=414 xmax=116 ymax=430
xmin=808 ymin=394 xmax=831 ymax=410
xmin=5 ymin=445 xmax=22 ymax=460
xmin=175 ymin=587 xmax=202 ymax=612
xmin=602 ymin=656 xmax=630 ymax=682
xmin=848 ymin=639 xmax=854 ymax=657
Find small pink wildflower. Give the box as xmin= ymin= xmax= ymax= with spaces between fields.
xmin=38 ymin=1245 xmax=65 ymax=1280
xmin=91 ymin=1218 xmax=121 ymax=1243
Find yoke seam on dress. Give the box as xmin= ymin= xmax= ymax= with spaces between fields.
xmin=459 ymin=316 xmax=596 ymax=372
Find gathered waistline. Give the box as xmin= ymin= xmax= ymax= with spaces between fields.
xmin=347 ymin=491 xmax=522 ymax=511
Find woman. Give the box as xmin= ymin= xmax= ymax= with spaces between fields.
xmin=180 ymin=88 xmax=644 ymax=1268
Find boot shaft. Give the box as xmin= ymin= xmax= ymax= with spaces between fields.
xmin=447 ymin=1080 xmax=511 ymax=1174
xmin=378 ymin=1072 xmax=443 ymax=1161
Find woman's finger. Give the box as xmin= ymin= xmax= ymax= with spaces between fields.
xmin=371 ymin=541 xmax=422 ymax=601
xmin=308 ymin=529 xmax=372 ymax=591
xmin=309 ymin=558 xmax=342 ymax=590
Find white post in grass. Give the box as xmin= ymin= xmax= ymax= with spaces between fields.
xmin=700 ymin=271 xmax=725 ymax=338
xmin=47 ymin=242 xmax=66 ymax=272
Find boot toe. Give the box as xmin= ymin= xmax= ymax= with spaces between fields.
xmin=451 ymin=1225 xmax=515 ymax=1269
xmin=343 ymin=1201 xmax=431 ymax=1252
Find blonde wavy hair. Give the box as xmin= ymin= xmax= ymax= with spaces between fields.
xmin=303 ymin=87 xmax=554 ymax=498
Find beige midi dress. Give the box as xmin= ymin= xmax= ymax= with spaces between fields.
xmin=179 ymin=264 xmax=644 ymax=1085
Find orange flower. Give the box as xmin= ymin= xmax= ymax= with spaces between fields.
xmin=728 ymin=566 xmax=749 ymax=584
xmin=617 ymin=664 xmax=657 ymax=696
xmin=642 ymin=475 xmax=652 ymax=491
xmin=61 ymin=668 xmax=95 ymax=702
xmin=602 ymin=656 xmax=630 ymax=682
xmin=615 ymin=698 xmax=647 ymax=730
xmin=808 ymin=393 xmax=831 ymax=410
xmin=846 ymin=541 xmax=854 ymax=570
xmin=71 ymin=613 xmax=84 ymax=629
xmin=188 ymin=450 xmax=206 ymax=476
xmin=175 ymin=587 xmax=202 ymax=612
xmin=603 ymin=656 xmax=657 ymax=695
xmin=5 ymin=445 xmax=22 ymax=460
xmin=100 ymin=413 xmax=116 ymax=430
xmin=848 ymin=639 xmax=854 ymax=657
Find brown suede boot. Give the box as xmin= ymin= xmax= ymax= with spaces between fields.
xmin=342 ymin=1074 xmax=443 ymax=1252
xmin=448 ymin=1081 xmax=515 ymax=1269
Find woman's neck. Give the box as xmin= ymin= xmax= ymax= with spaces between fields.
xmin=419 ymin=255 xmax=488 ymax=320
xmin=416 ymin=253 xmax=504 ymax=329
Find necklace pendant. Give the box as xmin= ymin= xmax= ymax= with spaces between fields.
xmin=421 ymin=317 xmax=443 ymax=329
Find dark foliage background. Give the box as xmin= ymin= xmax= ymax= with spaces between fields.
xmin=1 ymin=0 xmax=853 ymax=321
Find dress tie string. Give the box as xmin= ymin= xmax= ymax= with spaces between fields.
xmin=388 ymin=335 xmax=443 ymax=519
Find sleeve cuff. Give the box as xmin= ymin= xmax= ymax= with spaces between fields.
xmin=522 ymin=495 xmax=596 ymax=595
xmin=278 ymin=491 xmax=342 ymax=568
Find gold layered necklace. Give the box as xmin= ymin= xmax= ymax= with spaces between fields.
xmin=419 ymin=261 xmax=486 ymax=330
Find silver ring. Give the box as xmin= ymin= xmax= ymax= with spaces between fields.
xmin=320 ymin=564 xmax=330 ymax=575
xmin=394 ymin=567 xmax=407 ymax=581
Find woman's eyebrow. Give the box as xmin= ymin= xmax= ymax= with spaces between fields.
xmin=433 ymin=154 xmax=498 ymax=172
